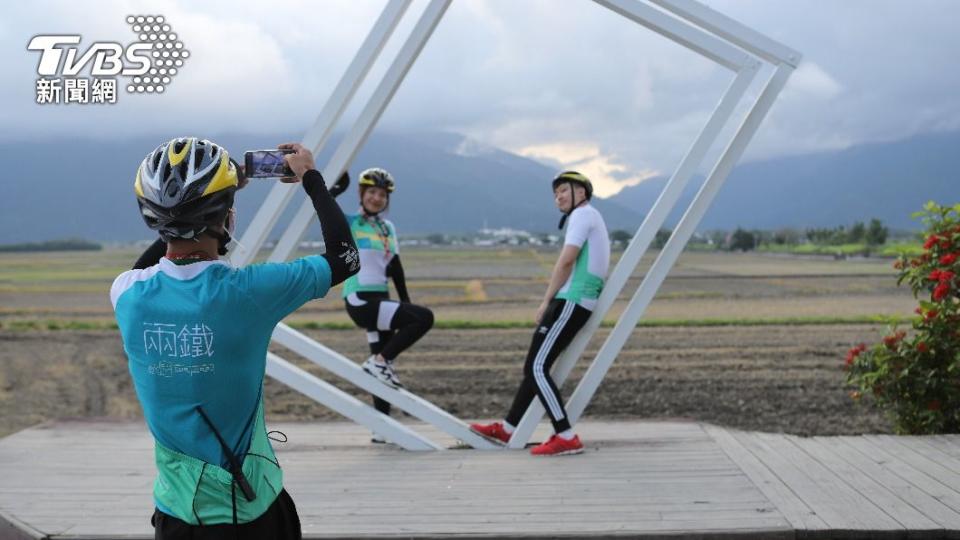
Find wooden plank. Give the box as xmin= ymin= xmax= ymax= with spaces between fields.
xmin=0 ymin=420 xmax=793 ymax=539
xmin=842 ymin=437 xmax=960 ymax=516
xmin=863 ymin=436 xmax=960 ymax=502
xmin=14 ymin=421 xmax=960 ymax=539
xmin=731 ymin=430 xmax=900 ymax=531
xmin=880 ymin=436 xmax=960 ymax=475
xmin=790 ymin=435 xmax=943 ymax=531
xmin=818 ymin=436 xmax=960 ymax=531
xmin=704 ymin=425 xmax=827 ymax=531
xmin=926 ymin=436 xmax=960 ymax=461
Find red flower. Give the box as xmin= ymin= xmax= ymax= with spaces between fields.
xmin=924 ymin=235 xmax=940 ymax=250
xmin=915 ymin=307 xmax=923 ymax=315
xmin=939 ymin=270 xmax=955 ymax=282
xmin=845 ymin=343 xmax=867 ymax=367
xmin=941 ymin=239 xmax=953 ymax=250
xmin=930 ymin=270 xmax=942 ymax=281
xmin=933 ymin=282 xmax=951 ymax=301
xmin=928 ymin=400 xmax=942 ymax=411
xmin=917 ymin=341 xmax=929 ymax=353
xmin=941 ymin=253 xmax=958 ymax=266
xmin=925 ymin=309 xmax=939 ymax=321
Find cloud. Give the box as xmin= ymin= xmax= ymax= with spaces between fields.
xmin=3 ymin=0 xmax=960 ymax=187
xmin=785 ymin=62 xmax=842 ymax=100
xmin=518 ymin=142 xmax=660 ymax=197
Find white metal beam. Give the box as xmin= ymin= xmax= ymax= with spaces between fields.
xmin=265 ymin=353 xmax=442 ymax=451
xmin=650 ymin=0 xmax=802 ymax=67
xmin=593 ymin=0 xmax=753 ymax=71
xmin=269 ymin=0 xmax=452 ymax=263
xmin=506 ymin=60 xmax=761 ymax=448
xmin=565 ymin=63 xmax=796 ymax=424
xmin=229 ymin=0 xmax=412 ymax=268
xmin=246 ymin=0 xmax=799 ymax=451
xmin=272 ymin=324 xmax=501 ymax=450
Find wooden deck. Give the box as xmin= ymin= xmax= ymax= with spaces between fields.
xmin=1 ymin=420 xmax=959 ymax=539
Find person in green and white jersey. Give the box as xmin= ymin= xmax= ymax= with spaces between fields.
xmin=340 ymin=168 xmax=434 ymax=441
xmin=471 ymin=171 xmax=609 ymax=456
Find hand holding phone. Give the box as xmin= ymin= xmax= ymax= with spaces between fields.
xmin=244 ymin=149 xmax=295 ymax=179
xmin=278 ymin=143 xmax=316 ymax=180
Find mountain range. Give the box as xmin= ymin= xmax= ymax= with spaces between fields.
xmin=1 ymin=129 xmax=957 ymax=244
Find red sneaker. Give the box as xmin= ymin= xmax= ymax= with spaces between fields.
xmin=530 ymin=434 xmax=584 ymax=456
xmin=469 ymin=422 xmax=511 ymax=444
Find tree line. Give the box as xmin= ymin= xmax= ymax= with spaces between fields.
xmin=608 ymin=218 xmax=892 ymax=252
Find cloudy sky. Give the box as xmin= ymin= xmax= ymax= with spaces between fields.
xmin=3 ymin=0 xmax=958 ymax=196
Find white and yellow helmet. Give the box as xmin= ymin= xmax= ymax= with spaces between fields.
xmin=135 ymin=137 xmax=239 ymax=241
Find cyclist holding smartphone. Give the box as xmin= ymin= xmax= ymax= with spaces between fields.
xmin=112 ymin=138 xmax=357 ymax=539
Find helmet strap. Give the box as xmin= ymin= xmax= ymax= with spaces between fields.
xmin=206 ymin=228 xmax=232 ymax=256
xmin=557 ymin=180 xmax=579 ymax=230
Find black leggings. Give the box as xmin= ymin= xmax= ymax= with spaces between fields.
xmin=345 ymin=291 xmax=434 ymax=415
xmin=505 ymin=299 xmax=591 ymax=434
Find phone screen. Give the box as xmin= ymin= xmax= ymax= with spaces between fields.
xmin=244 ymin=149 xmax=294 ymax=178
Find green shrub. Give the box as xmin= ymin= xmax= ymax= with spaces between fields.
xmin=846 ymin=202 xmax=960 ymax=433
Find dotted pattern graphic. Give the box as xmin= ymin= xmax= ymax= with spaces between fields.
xmin=124 ymin=15 xmax=188 ymax=94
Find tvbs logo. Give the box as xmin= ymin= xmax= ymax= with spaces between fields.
xmin=27 ymin=15 xmax=189 ymax=105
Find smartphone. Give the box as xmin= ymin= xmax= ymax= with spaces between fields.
xmin=244 ymin=149 xmax=295 ymax=178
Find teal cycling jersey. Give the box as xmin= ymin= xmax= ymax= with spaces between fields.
xmin=110 ymin=256 xmax=331 ymax=521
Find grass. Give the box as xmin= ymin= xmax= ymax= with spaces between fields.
xmin=878 ymin=242 xmax=924 ymax=257
xmin=0 ymin=315 xmax=913 ymax=332
xmin=758 ymin=243 xmax=872 ymax=256
xmin=757 ymin=242 xmax=923 ymax=258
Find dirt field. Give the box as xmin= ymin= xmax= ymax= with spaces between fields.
xmin=0 ymin=248 xmax=909 ymax=439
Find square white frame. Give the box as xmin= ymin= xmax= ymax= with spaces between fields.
xmin=230 ymin=0 xmax=801 ymax=451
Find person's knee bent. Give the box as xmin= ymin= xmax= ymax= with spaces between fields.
xmin=420 ymin=306 xmax=434 ymax=331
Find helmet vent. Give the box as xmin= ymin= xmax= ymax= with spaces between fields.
xmin=173 ymin=140 xmax=186 ymax=153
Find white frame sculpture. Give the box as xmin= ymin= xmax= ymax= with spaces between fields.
xmin=230 ymin=0 xmax=801 ymax=451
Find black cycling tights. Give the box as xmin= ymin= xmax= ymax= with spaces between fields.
xmin=345 ymin=291 xmax=433 ymax=415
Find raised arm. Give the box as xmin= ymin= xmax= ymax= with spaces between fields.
xmin=282 ymin=143 xmax=359 ymax=286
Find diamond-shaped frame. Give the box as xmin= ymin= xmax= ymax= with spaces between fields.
xmin=231 ymin=0 xmax=801 ymax=451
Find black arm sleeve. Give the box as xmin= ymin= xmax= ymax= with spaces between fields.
xmin=386 ymin=255 xmax=410 ymax=303
xmin=302 ymin=169 xmax=359 ymax=286
xmin=133 ymin=238 xmax=166 ymax=270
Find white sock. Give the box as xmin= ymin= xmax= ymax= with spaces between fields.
xmin=501 ymin=421 xmax=515 ymax=434
xmin=557 ymin=429 xmax=575 ymax=440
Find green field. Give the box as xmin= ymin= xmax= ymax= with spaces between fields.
xmin=0 ymin=246 xmax=916 ymax=329
xmin=0 ymin=246 xmax=915 ymax=438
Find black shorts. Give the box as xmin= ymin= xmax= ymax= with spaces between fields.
xmin=151 ymin=489 xmax=301 ymax=540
